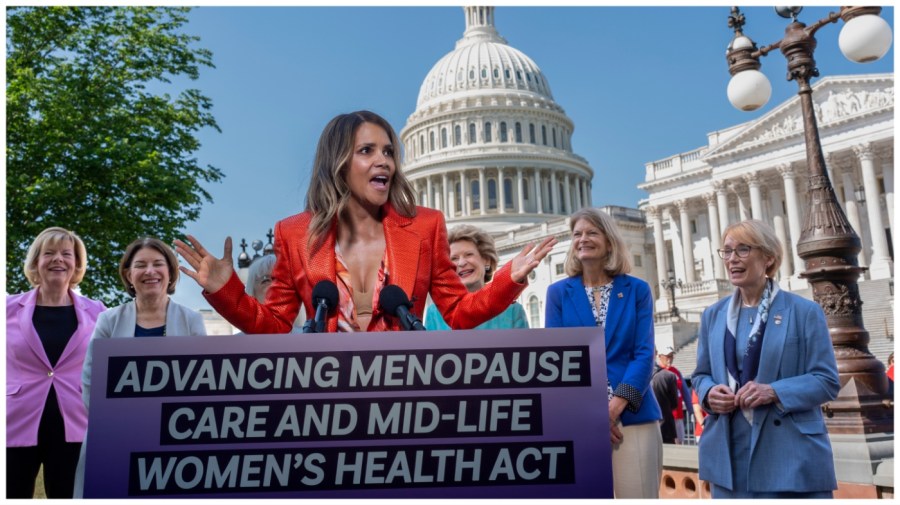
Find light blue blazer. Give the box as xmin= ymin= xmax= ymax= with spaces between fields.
xmin=545 ymin=274 xmax=661 ymax=426
xmin=692 ymin=290 xmax=839 ymax=493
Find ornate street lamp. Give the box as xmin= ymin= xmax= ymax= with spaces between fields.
xmin=660 ymin=268 xmax=684 ymax=318
xmin=724 ymin=6 xmax=892 ymax=435
xmin=237 ymin=228 xmax=275 ymax=269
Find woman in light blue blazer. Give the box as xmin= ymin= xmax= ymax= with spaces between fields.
xmin=75 ymin=237 xmax=206 ymax=497
xmin=545 ymin=208 xmax=661 ymax=498
xmin=692 ymin=220 xmax=839 ymax=498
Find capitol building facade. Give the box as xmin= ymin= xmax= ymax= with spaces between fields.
xmin=402 ymin=7 xmax=894 ymax=337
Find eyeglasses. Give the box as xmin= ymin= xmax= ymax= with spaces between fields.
xmin=717 ymin=245 xmax=756 ymax=259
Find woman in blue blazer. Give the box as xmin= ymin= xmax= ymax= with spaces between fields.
xmin=692 ymin=220 xmax=839 ymax=498
xmin=545 ymin=208 xmax=662 ymax=498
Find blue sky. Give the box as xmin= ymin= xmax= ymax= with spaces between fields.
xmin=169 ymin=5 xmax=894 ymax=311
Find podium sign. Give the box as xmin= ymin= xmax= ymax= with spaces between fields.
xmin=84 ymin=327 xmax=612 ymax=498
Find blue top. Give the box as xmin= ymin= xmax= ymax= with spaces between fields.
xmin=544 ymin=274 xmax=661 ymax=427
xmin=424 ymin=302 xmax=529 ymax=330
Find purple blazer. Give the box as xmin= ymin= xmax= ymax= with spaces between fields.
xmin=6 ymin=288 xmax=105 ymax=446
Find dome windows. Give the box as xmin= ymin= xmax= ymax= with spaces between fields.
xmin=468 ymin=123 xmax=476 ymax=144
xmin=484 ymin=122 xmax=492 ymax=142
xmin=500 ymin=122 xmax=508 ymax=143
xmin=541 ymin=125 xmax=547 ymax=145
xmin=441 ymin=128 xmax=448 ymax=149
xmin=505 ymin=68 xmax=511 ymax=79
xmin=493 ymin=67 xmax=499 ymax=79
xmin=454 ymin=125 xmax=462 ymax=146
xmin=529 ymin=124 xmax=536 ymax=144
xmin=515 ymin=122 xmax=523 ymax=143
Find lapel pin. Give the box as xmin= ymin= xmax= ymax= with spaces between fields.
xmin=617 ymin=292 xmax=623 ymax=298
xmin=774 ymin=315 xmax=782 ymax=325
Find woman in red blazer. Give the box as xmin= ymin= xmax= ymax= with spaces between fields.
xmin=6 ymin=227 xmax=105 ymax=498
xmin=176 ymin=111 xmax=554 ymax=333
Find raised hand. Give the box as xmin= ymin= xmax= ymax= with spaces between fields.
xmin=174 ymin=235 xmax=235 ymax=294
xmin=509 ymin=236 xmax=558 ymax=283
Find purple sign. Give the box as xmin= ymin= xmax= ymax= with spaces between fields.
xmin=84 ymin=327 xmax=611 ymax=498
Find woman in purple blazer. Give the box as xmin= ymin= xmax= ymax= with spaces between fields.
xmin=6 ymin=227 xmax=105 ymax=498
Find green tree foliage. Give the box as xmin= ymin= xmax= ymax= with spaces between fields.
xmin=7 ymin=6 xmax=222 ymax=304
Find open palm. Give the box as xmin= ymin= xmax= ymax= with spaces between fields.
xmin=174 ymin=235 xmax=235 ymax=293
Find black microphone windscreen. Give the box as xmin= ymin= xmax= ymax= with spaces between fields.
xmin=311 ymin=280 xmax=339 ymax=310
xmin=379 ymin=284 xmax=410 ymax=315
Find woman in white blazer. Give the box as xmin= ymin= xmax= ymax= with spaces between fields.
xmin=75 ymin=237 xmax=206 ymax=497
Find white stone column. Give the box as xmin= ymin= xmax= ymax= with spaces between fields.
xmin=461 ymin=171 xmax=470 ymax=217
xmin=425 ymin=176 xmax=433 ymax=209
xmin=563 ymin=172 xmax=572 ymax=215
xmin=777 ymin=163 xmax=805 ymax=277
xmin=498 ymin=167 xmax=506 ymax=214
xmin=534 ymin=169 xmax=543 ymax=214
xmin=744 ymin=172 xmax=764 ymax=220
xmin=768 ymin=187 xmax=792 ymax=281
xmin=478 ymin=167 xmax=487 ymax=215
xmin=676 ymin=200 xmax=696 ymax=282
xmin=442 ymin=173 xmax=450 ymax=215
xmin=854 ymin=143 xmax=892 ymax=278
xmin=575 ymin=177 xmax=583 ymax=210
xmin=841 ymin=168 xmax=868 ymax=268
xmin=585 ymin=180 xmax=593 ymax=208
xmin=704 ymin=192 xmax=725 ymax=280
xmin=730 ymin=182 xmax=750 ymax=221
xmin=647 ymin=206 xmax=668 ymax=302
xmin=517 ymin=167 xmax=525 ymax=214
xmin=714 ymin=180 xmax=730 ymax=232
xmin=879 ymin=145 xmax=894 ymax=233
xmin=550 ymin=170 xmax=558 ymax=214
xmin=663 ymin=206 xmax=685 ymax=284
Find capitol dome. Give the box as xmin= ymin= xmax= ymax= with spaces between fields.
xmin=416 ymin=9 xmax=556 ymax=110
xmin=401 ymin=6 xmax=593 ymax=232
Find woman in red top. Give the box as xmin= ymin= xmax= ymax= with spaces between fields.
xmin=176 ymin=111 xmax=555 ymax=333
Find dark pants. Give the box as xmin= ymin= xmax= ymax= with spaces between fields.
xmin=7 ymin=387 xmax=82 ymax=499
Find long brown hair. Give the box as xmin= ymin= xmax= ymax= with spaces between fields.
xmin=305 ymin=111 xmax=417 ymax=247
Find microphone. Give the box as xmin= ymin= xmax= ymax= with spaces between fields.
xmin=379 ymin=284 xmax=427 ymax=331
xmin=302 ymin=280 xmax=339 ymax=333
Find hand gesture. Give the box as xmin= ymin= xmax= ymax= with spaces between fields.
xmin=706 ymin=384 xmax=737 ymax=414
xmin=509 ymin=236 xmax=558 ymax=283
xmin=174 ymin=235 xmax=235 ymax=294
xmin=734 ymin=380 xmax=777 ymax=409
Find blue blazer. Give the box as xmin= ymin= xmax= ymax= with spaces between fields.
xmin=692 ymin=291 xmax=839 ymax=492
xmin=545 ymin=274 xmax=661 ymax=426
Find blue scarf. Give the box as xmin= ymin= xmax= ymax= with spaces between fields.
xmin=724 ymin=278 xmax=778 ymax=419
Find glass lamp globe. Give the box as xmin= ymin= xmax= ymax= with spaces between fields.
xmin=727 ymin=69 xmax=772 ymax=111
xmin=839 ymin=14 xmax=893 ymax=63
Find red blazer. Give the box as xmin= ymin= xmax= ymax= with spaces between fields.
xmin=206 ymin=204 xmax=526 ymax=333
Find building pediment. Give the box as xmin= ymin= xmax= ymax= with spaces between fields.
xmin=703 ymin=73 xmax=893 ymax=163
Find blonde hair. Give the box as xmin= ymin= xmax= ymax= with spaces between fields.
xmin=564 ymin=208 xmax=632 ymax=278
xmin=305 ymin=111 xmax=417 ymax=248
xmin=118 ymin=238 xmax=180 ymax=297
xmin=721 ymin=219 xmax=783 ymax=278
xmin=447 ymin=225 xmax=499 ymax=282
xmin=23 ymin=227 xmax=88 ymax=288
